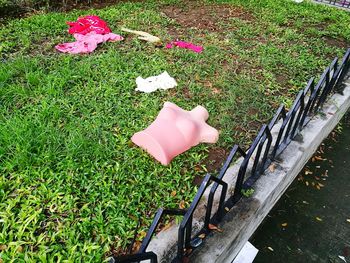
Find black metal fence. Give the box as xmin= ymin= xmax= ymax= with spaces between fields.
xmin=111 ymin=48 xmax=350 ymax=263
xmin=314 ymin=0 xmax=350 ymax=9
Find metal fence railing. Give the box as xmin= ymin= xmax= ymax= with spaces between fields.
xmin=314 ymin=0 xmax=350 ymax=9
xmin=110 ymin=48 xmax=350 ymax=263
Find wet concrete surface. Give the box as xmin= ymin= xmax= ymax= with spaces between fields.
xmin=251 ymin=114 xmax=350 ymax=263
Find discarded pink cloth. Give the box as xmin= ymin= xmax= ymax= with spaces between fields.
xmin=55 ymin=32 xmax=123 ymax=54
xmin=66 ymin=15 xmax=111 ymax=35
xmin=166 ymin=41 xmax=203 ymax=53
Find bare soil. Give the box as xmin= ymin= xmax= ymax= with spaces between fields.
xmin=202 ymin=147 xmax=230 ymax=173
xmin=162 ymin=3 xmax=254 ymax=36
xmin=275 ymin=72 xmax=290 ymax=87
xmin=323 ymin=36 xmax=350 ymax=49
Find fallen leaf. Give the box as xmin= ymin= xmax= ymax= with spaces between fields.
xmin=316 ymin=217 xmax=323 ymax=222
xmin=208 ymin=224 xmax=223 ymax=232
xmin=194 ymin=166 xmax=202 ymax=172
xmin=346 ymin=219 xmax=350 ymax=223
xmin=305 ymin=170 xmax=313 ymax=175
xmin=16 ymin=246 xmax=23 ymax=253
xmin=171 ymin=190 xmax=177 ymax=197
xmin=132 ymin=241 xmax=141 ymax=252
xmin=316 ymin=185 xmax=321 ymax=190
xmin=281 ymin=223 xmax=288 ymax=227
xmin=314 ymin=156 xmax=324 ymax=161
xmin=314 ymin=176 xmax=320 ymax=180
xmin=305 ymin=181 xmax=309 ymax=186
xmin=269 ymin=163 xmax=276 ymax=172
xmin=0 ymin=245 xmax=7 ymax=251
xmin=302 ymin=201 xmax=309 ymax=204
xmin=198 ymin=233 xmax=206 ymax=239
xmin=162 ymin=222 xmax=173 ymax=232
xmin=318 ymin=183 xmax=324 ymax=187
xmin=212 ymin=87 xmax=221 ymax=94
xmin=267 ymin=246 xmax=274 ymax=251
xmin=225 ymin=207 xmax=230 ymax=212
xmin=179 ymin=200 xmax=186 ymax=209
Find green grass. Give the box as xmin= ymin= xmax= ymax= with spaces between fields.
xmin=0 ymin=0 xmax=349 ymax=261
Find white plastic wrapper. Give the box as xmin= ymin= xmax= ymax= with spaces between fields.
xmin=135 ymin=71 xmax=177 ymax=93
xmin=232 ymin=242 xmax=259 ymax=263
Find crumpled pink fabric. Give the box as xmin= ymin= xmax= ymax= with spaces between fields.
xmin=55 ymin=32 xmax=123 ymax=54
xmin=66 ymin=15 xmax=111 ymax=35
xmin=166 ymin=41 xmax=203 ymax=53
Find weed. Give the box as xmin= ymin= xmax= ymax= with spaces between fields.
xmin=241 ymin=188 xmax=255 ymax=198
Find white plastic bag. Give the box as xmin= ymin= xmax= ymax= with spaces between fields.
xmin=135 ymin=71 xmax=177 ymax=93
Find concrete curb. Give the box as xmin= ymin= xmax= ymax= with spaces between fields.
xmin=145 ymin=74 xmax=350 ymax=263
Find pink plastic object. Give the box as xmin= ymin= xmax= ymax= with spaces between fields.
xmin=55 ymin=32 xmax=123 ymax=54
xmin=66 ymin=15 xmax=111 ymax=35
xmin=165 ymin=41 xmax=203 ymax=53
xmin=132 ymin=102 xmax=219 ymax=165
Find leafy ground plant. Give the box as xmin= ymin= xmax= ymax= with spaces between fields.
xmin=0 ymin=0 xmax=350 ymax=261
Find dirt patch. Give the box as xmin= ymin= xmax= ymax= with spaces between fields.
xmin=202 ymin=147 xmax=230 ymax=173
xmin=162 ymin=3 xmax=254 ymax=33
xmin=323 ymin=36 xmax=350 ymax=49
xmin=167 ymin=86 xmax=192 ymax=99
xmin=275 ymin=73 xmax=290 ymax=87
xmin=282 ymin=21 xmax=328 ymax=32
xmin=192 ymin=174 xmax=204 ymax=186
xmin=55 ymin=0 xmax=145 ymax=12
xmin=294 ymin=22 xmax=350 ymax=49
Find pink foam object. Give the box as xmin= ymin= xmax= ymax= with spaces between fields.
xmin=66 ymin=15 xmax=111 ymax=35
xmin=132 ymin=102 xmax=219 ymax=165
xmin=55 ymin=32 xmax=123 ymax=54
xmin=165 ymin=41 xmax=203 ymax=53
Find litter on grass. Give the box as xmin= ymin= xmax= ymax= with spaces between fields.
xmin=338 ymin=256 xmax=347 ymax=263
xmin=132 ymin=102 xmax=219 ymax=165
xmin=55 ymin=32 xmax=123 ymax=54
xmin=56 ymin=15 xmax=123 ymax=54
xmin=166 ymin=41 xmax=203 ymax=53
xmin=135 ymin=71 xmax=177 ymax=93
xmin=67 ymin=15 xmax=111 ymax=35
xmin=121 ymin=27 xmax=162 ymax=45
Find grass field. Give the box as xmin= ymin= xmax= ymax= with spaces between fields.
xmin=0 ymin=0 xmax=350 ymax=261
